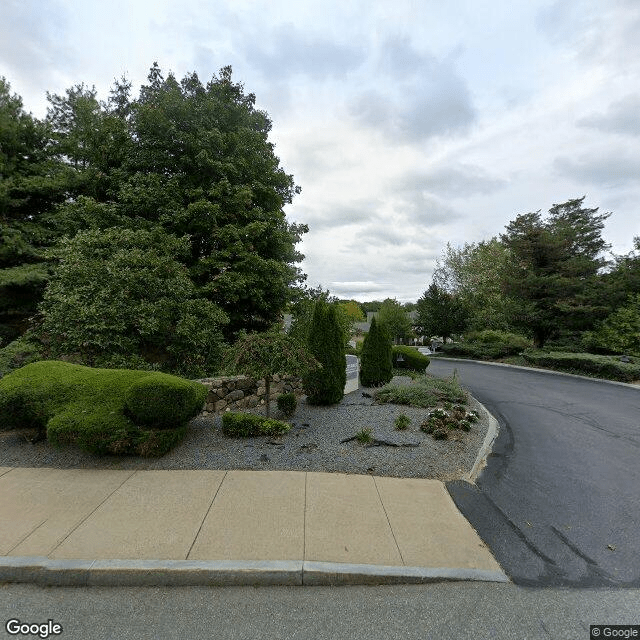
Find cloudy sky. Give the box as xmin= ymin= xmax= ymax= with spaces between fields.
xmin=2 ymin=0 xmax=639 ymax=302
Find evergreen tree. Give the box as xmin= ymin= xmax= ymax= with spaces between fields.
xmin=360 ymin=316 xmax=393 ymax=387
xmin=501 ymin=197 xmax=610 ymax=348
xmin=0 ymin=78 xmax=69 ymax=344
xmin=2 ymin=66 xmax=307 ymax=348
xmin=416 ymin=283 xmax=468 ymax=343
xmin=304 ymin=298 xmax=346 ymax=404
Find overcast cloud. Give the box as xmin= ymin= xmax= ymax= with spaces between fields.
xmin=1 ymin=0 xmax=639 ymax=302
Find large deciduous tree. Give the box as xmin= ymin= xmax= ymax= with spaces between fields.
xmin=433 ymin=239 xmax=514 ymax=331
xmin=123 ymin=65 xmax=307 ymax=337
xmin=377 ymin=298 xmax=412 ymax=343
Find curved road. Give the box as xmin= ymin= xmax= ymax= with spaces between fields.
xmin=427 ymin=358 xmax=640 ymax=587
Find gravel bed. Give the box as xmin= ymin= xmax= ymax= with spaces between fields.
xmin=0 ymin=377 xmax=489 ymax=480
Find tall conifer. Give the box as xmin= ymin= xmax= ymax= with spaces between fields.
xmin=360 ymin=316 xmax=393 ymax=386
xmin=304 ymin=299 xmax=346 ymax=404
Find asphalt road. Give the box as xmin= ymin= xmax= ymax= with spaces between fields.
xmin=428 ymin=358 xmax=640 ymax=587
xmin=1 ymin=583 xmax=638 ymax=640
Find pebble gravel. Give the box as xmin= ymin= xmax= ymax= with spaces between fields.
xmin=0 ymin=377 xmax=490 ymax=480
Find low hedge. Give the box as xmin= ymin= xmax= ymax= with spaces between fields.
xmin=441 ymin=332 xmax=531 ymax=360
xmin=0 ymin=361 xmax=206 ymax=456
xmin=391 ymin=345 xmax=430 ymax=371
xmin=521 ymin=351 xmax=640 ymax=382
xmin=221 ymin=412 xmax=291 ymax=437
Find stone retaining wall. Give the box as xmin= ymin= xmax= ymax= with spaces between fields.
xmin=195 ymin=375 xmax=304 ymax=415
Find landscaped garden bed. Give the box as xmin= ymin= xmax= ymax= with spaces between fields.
xmin=0 ymin=374 xmax=489 ymax=480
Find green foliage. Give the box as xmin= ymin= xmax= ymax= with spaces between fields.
xmin=391 ymin=345 xmax=430 ymax=371
xmin=0 ymin=361 xmax=199 ymax=456
xmin=355 ymin=427 xmax=373 ymax=443
xmin=433 ymin=239 xmax=515 ymax=331
xmin=224 ymin=328 xmax=317 ymax=416
xmin=0 ymin=337 xmax=43 ymax=377
xmin=276 ymin=392 xmax=297 ymax=417
xmin=0 ymin=79 xmax=69 ymax=339
xmin=419 ymin=405 xmax=476 ymax=439
xmin=377 ymin=298 xmax=412 ymax=342
xmin=394 ymin=414 xmax=411 ymax=430
xmin=521 ymin=350 xmax=640 ymax=382
xmin=416 ymin=283 xmax=468 ymax=343
xmin=221 ymin=412 xmax=291 ymax=437
xmin=464 ymin=330 xmax=529 ymax=345
xmin=441 ymin=331 xmax=531 ymax=360
xmin=124 ymin=375 xmax=207 ymax=428
xmin=35 ymin=227 xmax=228 ymax=378
xmin=289 ymin=286 xmax=353 ymax=347
xmin=582 ymin=294 xmax=640 ymax=357
xmin=338 ymin=300 xmax=365 ymax=323
xmin=304 ymin=299 xmax=346 ymax=405
xmin=360 ymin=317 xmax=393 ymax=387
xmin=2 ymin=67 xmax=307 ymax=347
xmin=599 ymin=238 xmax=640 ymax=312
xmin=375 ymin=375 xmax=465 ymax=408
xmin=224 ymin=328 xmax=315 ymax=381
xmin=501 ymin=198 xmax=611 ymax=347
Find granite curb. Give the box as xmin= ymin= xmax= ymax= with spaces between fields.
xmin=464 ymin=399 xmax=499 ymax=484
xmin=0 ymin=556 xmax=509 ymax=587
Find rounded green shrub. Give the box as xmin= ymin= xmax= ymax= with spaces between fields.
xmin=392 ymin=345 xmax=430 ymax=371
xmin=277 ymin=392 xmax=297 ymax=417
xmin=394 ymin=414 xmax=411 ymax=430
xmin=0 ymin=361 xmax=198 ymax=456
xmin=360 ymin=317 xmax=393 ymax=387
xmin=124 ymin=374 xmax=207 ymax=428
xmin=221 ymin=412 xmax=291 ymax=437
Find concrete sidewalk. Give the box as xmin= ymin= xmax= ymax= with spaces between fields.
xmin=0 ymin=467 xmax=507 ymax=586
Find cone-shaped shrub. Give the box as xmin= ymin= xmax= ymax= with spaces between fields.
xmin=304 ymin=299 xmax=346 ymax=404
xmin=360 ymin=316 xmax=393 ymax=386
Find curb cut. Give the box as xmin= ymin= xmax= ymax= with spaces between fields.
xmin=0 ymin=557 xmax=509 ymax=587
xmin=431 ymin=356 xmax=640 ymax=390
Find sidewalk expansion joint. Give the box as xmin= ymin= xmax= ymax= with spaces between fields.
xmin=372 ymin=476 xmax=405 ymax=566
xmin=43 ymin=470 xmax=138 ymax=556
xmin=186 ymin=470 xmax=228 ymax=560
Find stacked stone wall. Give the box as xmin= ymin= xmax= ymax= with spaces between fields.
xmin=195 ymin=374 xmax=304 ymax=415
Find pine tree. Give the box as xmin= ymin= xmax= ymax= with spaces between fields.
xmin=360 ymin=316 xmax=393 ymax=387
xmin=304 ymin=299 xmax=346 ymax=405
xmin=501 ymin=198 xmax=611 ymax=348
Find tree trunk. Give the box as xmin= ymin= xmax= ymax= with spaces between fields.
xmin=265 ymin=376 xmax=271 ymax=418
xmin=533 ymin=329 xmax=546 ymax=349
